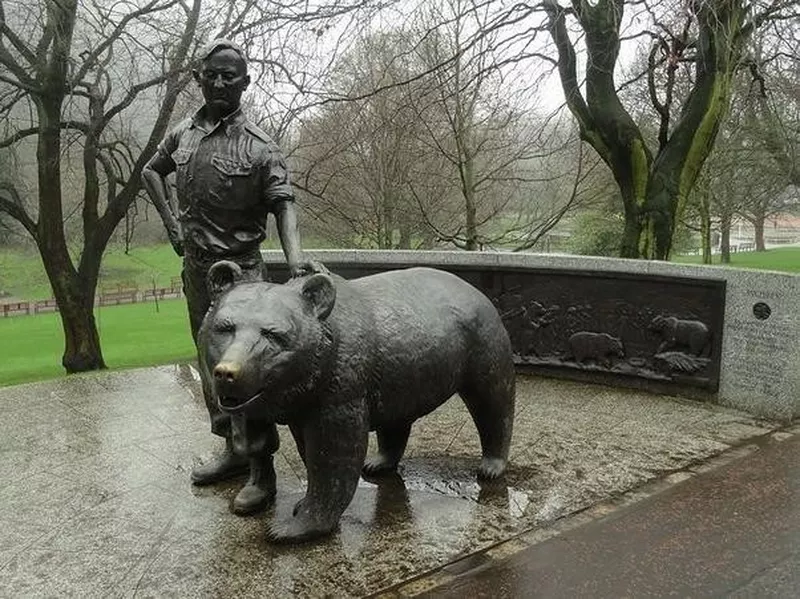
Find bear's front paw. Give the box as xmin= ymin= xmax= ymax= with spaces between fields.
xmin=362 ymin=455 xmax=399 ymax=477
xmin=267 ymin=514 xmax=336 ymax=545
xmin=477 ymin=457 xmax=507 ymax=480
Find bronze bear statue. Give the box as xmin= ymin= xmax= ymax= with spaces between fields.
xmin=198 ymin=262 xmax=516 ymax=544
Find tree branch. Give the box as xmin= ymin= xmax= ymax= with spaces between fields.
xmin=0 ymin=182 xmax=37 ymax=239
xmin=0 ymin=1 xmax=37 ymax=67
xmin=542 ymin=0 xmax=608 ymax=160
xmin=72 ymin=0 xmax=179 ymax=84
xmin=102 ymin=70 xmax=184 ymax=127
xmin=0 ymin=48 xmax=38 ymax=91
xmin=0 ymin=121 xmax=89 ymax=149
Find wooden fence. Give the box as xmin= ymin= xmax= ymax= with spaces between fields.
xmin=0 ymin=277 xmax=183 ymax=318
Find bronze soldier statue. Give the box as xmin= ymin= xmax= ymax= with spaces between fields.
xmin=142 ymin=39 xmax=305 ymax=514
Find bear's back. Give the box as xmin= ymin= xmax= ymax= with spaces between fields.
xmin=329 ymin=267 xmax=508 ymax=426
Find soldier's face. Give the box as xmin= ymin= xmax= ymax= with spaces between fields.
xmin=194 ymin=49 xmax=250 ymax=115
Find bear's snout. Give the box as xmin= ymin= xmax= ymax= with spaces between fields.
xmin=213 ymin=361 xmax=241 ymax=383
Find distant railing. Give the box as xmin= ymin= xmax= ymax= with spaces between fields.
xmin=2 ymin=301 xmax=32 ymax=317
xmin=0 ymin=276 xmax=183 ymax=318
xmin=34 ymin=298 xmax=59 ymax=313
xmin=730 ymin=242 xmax=755 ymax=253
xmin=98 ymin=287 xmax=139 ymax=306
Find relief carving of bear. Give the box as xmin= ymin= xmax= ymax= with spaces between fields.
xmin=567 ymin=331 xmax=625 ymax=368
xmin=198 ymin=262 xmax=516 ymax=543
xmin=649 ymin=315 xmax=710 ymax=356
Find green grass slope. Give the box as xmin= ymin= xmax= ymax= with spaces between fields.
xmin=0 ymin=244 xmax=183 ymax=301
xmin=0 ymin=299 xmax=195 ymax=387
xmin=673 ymin=246 xmax=800 ymax=272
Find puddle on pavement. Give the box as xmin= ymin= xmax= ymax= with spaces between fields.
xmin=354 ymin=456 xmax=562 ymax=524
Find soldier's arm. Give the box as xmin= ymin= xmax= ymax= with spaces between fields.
xmin=263 ymin=149 xmax=304 ymax=276
xmin=273 ymin=200 xmax=304 ymax=277
xmin=142 ymin=141 xmax=183 ymax=256
xmin=275 ymin=200 xmax=329 ymax=278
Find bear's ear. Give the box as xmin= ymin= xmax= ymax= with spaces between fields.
xmin=207 ymin=260 xmax=243 ymax=298
xmin=301 ymin=273 xmax=336 ymax=320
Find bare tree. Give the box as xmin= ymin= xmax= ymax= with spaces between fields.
xmin=539 ymin=0 xmax=798 ymax=259
xmin=293 ymin=7 xmax=588 ymax=252
xmin=0 ymin=0 xmax=366 ymax=373
xmin=685 ymin=40 xmax=799 ymax=263
xmin=409 ymin=0 xmax=562 ymax=250
xmin=293 ymin=31 xmax=435 ymax=248
xmin=748 ymin=18 xmax=799 ymax=186
xmin=507 ymin=137 xmax=613 ymax=251
xmin=0 ymin=0 xmax=204 ymax=371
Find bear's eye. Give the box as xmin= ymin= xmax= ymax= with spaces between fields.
xmin=260 ymin=328 xmax=288 ymax=346
xmin=214 ymin=322 xmax=235 ymax=334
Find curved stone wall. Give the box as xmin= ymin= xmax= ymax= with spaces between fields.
xmin=262 ymin=250 xmax=799 ymax=422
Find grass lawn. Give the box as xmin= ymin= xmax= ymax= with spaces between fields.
xmin=0 ymin=243 xmax=184 ymax=300
xmin=0 ymin=236 xmax=336 ymax=301
xmin=0 ymin=238 xmax=332 ymax=387
xmin=672 ymin=246 xmax=800 ymax=272
xmin=0 ymin=298 xmax=196 ymax=387
xmin=98 ymin=244 xmax=184 ymax=291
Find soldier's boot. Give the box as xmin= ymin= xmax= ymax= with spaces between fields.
xmin=232 ymin=454 xmax=277 ymax=515
xmin=190 ymin=437 xmax=249 ymax=485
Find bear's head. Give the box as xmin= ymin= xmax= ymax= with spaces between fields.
xmin=197 ymin=261 xmax=337 ymax=423
xmin=649 ymin=315 xmax=667 ymax=331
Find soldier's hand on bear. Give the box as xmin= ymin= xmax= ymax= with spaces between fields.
xmin=289 ymin=260 xmax=329 ymax=278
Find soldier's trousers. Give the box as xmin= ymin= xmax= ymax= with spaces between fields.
xmin=182 ymin=248 xmax=279 ymax=458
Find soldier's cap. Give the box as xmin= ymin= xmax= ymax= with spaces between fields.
xmin=198 ymin=38 xmax=247 ymax=65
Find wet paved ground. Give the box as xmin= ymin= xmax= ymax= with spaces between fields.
xmin=410 ymin=431 xmax=800 ymax=599
xmin=0 ymin=365 xmax=784 ymax=597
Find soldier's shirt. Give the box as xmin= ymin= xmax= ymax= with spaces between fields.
xmin=156 ymin=106 xmax=294 ymax=256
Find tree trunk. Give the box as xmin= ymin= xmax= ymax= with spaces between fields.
xmin=615 ymin=158 xmax=647 ymax=258
xmin=464 ymin=191 xmax=477 ymax=250
xmin=37 ymin=96 xmax=105 ymax=371
xmin=462 ymin=156 xmax=478 ymax=251
xmin=701 ymin=229 xmax=712 ymax=264
xmin=620 ymin=207 xmax=642 ymax=258
xmin=701 ymin=219 xmax=712 ymax=264
xmin=39 ymin=244 xmax=106 ymax=372
xmin=397 ymin=221 xmax=411 ymax=249
xmin=754 ymin=217 xmax=766 ymax=251
xmin=59 ymin=295 xmax=105 ymax=373
xmin=698 ymin=191 xmax=712 ymax=264
xmin=720 ymin=211 xmax=732 ymax=263
xmin=642 ymin=188 xmax=675 ymax=260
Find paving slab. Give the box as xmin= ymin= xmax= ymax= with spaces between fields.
xmin=0 ymin=365 xmax=781 ymax=597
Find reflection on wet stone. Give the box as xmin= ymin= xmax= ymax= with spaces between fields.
xmin=0 ymin=366 xmax=780 ymax=596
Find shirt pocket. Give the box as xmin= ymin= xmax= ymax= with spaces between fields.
xmin=171 ymin=149 xmax=193 ymax=194
xmin=209 ymin=154 xmax=257 ymax=209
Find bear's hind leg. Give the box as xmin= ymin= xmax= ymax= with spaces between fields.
xmin=459 ymin=368 xmax=515 ymax=480
xmin=363 ymin=423 xmax=412 ymax=476
xmin=289 ymin=423 xmax=306 ymax=466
